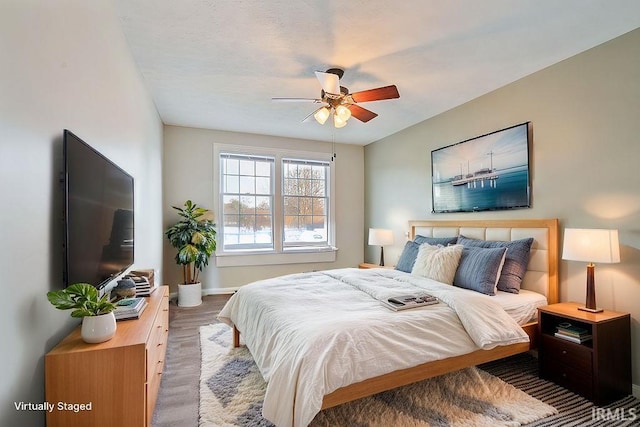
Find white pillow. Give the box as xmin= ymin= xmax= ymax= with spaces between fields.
xmin=411 ymin=243 xmax=464 ymax=285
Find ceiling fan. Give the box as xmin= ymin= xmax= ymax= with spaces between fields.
xmin=272 ymin=68 xmax=400 ymax=128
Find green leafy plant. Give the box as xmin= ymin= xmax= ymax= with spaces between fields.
xmin=47 ymin=283 xmax=116 ymax=317
xmin=165 ymin=200 xmax=217 ymax=284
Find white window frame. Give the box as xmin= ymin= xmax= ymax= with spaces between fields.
xmin=282 ymin=157 xmax=330 ymax=249
xmin=213 ymin=143 xmax=337 ymax=267
xmin=219 ymin=153 xmax=275 ymax=251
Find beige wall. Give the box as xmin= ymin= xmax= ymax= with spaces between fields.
xmin=365 ymin=28 xmax=640 ymax=389
xmin=0 ymin=2 xmax=164 ymax=426
xmin=163 ymin=125 xmax=364 ymax=292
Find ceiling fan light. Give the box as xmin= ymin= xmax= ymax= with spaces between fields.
xmin=314 ymin=107 xmax=330 ymax=125
xmin=333 ymin=114 xmax=347 ymax=128
xmin=335 ymin=104 xmax=351 ymax=121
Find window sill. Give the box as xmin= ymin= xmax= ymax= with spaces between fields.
xmin=215 ymin=247 xmax=338 ymax=267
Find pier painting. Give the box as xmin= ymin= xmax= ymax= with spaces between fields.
xmin=431 ymin=123 xmax=531 ymax=213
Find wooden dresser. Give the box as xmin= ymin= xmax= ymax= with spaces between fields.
xmin=45 ymin=286 xmax=169 ymax=427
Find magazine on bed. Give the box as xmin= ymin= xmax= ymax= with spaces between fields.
xmin=382 ymin=294 xmax=439 ymax=311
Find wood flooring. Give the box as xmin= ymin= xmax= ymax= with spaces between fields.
xmin=151 ymin=294 xmax=231 ymax=427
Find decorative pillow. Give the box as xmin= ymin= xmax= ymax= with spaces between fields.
xmin=395 ymin=241 xmax=420 ymax=273
xmin=456 ymin=235 xmax=534 ymax=293
xmin=414 ymin=235 xmax=458 ymax=246
xmin=453 ymin=246 xmax=507 ymax=295
xmin=411 ymin=243 xmax=464 ymax=285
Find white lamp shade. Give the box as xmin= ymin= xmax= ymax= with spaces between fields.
xmin=335 ymin=104 xmax=352 ymax=121
xmin=562 ymin=228 xmax=620 ymax=263
xmin=333 ymin=114 xmax=347 ymax=128
xmin=368 ymin=228 xmax=394 ymax=246
xmin=314 ymin=107 xmax=330 ymax=124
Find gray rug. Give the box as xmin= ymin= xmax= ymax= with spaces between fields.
xmin=199 ymin=324 xmax=557 ymax=426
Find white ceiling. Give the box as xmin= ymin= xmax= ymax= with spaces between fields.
xmin=114 ymin=1 xmax=640 ymax=145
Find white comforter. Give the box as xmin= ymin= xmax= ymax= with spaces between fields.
xmin=218 ymin=268 xmax=529 ymax=427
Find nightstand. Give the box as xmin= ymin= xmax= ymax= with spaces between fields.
xmin=538 ymin=302 xmax=631 ymax=404
xmin=358 ymin=263 xmax=393 ymax=269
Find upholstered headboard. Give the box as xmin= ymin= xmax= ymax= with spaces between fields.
xmin=409 ymin=219 xmax=559 ymax=304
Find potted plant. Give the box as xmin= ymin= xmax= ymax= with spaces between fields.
xmin=165 ymin=200 xmax=217 ymax=307
xmin=47 ymin=283 xmax=117 ymax=343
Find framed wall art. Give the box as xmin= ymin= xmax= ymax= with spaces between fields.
xmin=431 ymin=122 xmax=531 ymax=213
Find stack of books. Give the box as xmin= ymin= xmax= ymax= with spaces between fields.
xmin=134 ymin=278 xmax=153 ymax=297
xmin=554 ymin=323 xmax=592 ymax=344
xmin=125 ymin=274 xmax=155 ymax=297
xmin=130 ymin=269 xmax=155 ymax=286
xmin=382 ymin=294 xmax=439 ymax=311
xmin=114 ymin=297 xmax=148 ymax=320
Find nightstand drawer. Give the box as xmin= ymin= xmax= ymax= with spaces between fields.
xmin=541 ymin=335 xmax=592 ymax=372
xmin=544 ymin=358 xmax=593 ymax=399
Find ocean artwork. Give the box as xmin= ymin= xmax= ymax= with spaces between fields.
xmin=431 ymin=123 xmax=531 ymax=213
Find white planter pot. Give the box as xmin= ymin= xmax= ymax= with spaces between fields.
xmin=81 ymin=312 xmax=117 ymax=343
xmin=178 ymin=282 xmax=202 ymax=307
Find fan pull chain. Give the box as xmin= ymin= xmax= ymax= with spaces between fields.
xmin=331 ymin=132 xmax=337 ymax=162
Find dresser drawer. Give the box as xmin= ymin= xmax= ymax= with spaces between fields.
xmin=146 ymin=296 xmax=169 ymax=381
xmin=146 ymin=360 xmax=163 ymax=426
xmin=541 ymin=335 xmax=592 ymax=372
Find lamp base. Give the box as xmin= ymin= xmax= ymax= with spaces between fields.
xmin=581 ymin=264 xmax=603 ymax=313
xmin=578 ymin=306 xmax=603 ymax=313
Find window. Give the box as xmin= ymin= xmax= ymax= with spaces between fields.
xmin=283 ymin=158 xmax=329 ymax=247
xmin=214 ymin=144 xmax=336 ymax=266
xmin=220 ymin=154 xmax=274 ymax=250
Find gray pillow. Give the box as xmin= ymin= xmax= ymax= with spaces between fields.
xmin=453 ymin=246 xmax=507 ymax=295
xmin=456 ymin=235 xmax=534 ymax=293
xmin=395 ymin=241 xmax=420 ymax=273
xmin=414 ymin=235 xmax=458 ymax=246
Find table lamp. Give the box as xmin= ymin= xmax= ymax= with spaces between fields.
xmin=368 ymin=228 xmax=394 ymax=266
xmin=562 ymin=228 xmax=620 ymax=313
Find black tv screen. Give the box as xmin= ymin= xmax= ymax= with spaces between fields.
xmin=63 ymin=130 xmax=134 ymax=289
xmin=431 ymin=122 xmax=531 ymax=213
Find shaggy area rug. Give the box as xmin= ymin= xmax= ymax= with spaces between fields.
xmin=199 ymin=323 xmax=557 ymax=427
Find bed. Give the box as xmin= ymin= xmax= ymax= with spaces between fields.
xmin=218 ymin=218 xmax=559 ymax=426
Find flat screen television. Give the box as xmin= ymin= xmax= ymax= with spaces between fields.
xmin=63 ymin=130 xmax=134 ymax=290
xmin=431 ymin=122 xmax=531 ymax=213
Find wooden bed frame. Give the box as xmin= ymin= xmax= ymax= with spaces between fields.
xmin=233 ymin=218 xmax=559 ymax=411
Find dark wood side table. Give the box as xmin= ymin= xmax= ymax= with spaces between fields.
xmin=538 ymin=302 xmax=631 ymax=405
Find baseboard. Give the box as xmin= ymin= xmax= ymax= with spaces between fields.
xmin=168 ymin=287 xmax=238 ymax=301
xmin=633 ymin=383 xmax=640 ymax=398
xmin=202 ymin=287 xmax=239 ymax=295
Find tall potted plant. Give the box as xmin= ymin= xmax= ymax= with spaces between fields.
xmin=165 ymin=200 xmax=217 ymax=307
xmin=47 ymin=283 xmax=118 ymax=343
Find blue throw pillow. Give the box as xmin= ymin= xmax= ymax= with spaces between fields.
xmin=395 ymin=241 xmax=420 ymax=273
xmin=453 ymin=247 xmax=507 ymax=295
xmin=456 ymin=235 xmax=534 ymax=293
xmin=414 ymin=235 xmax=458 ymax=246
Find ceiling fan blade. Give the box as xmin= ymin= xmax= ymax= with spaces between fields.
xmin=350 ymin=85 xmax=400 ymax=103
xmin=314 ymin=71 xmax=340 ymax=95
xmin=347 ymin=104 xmax=378 ymax=122
xmin=272 ymin=97 xmax=322 ymax=103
